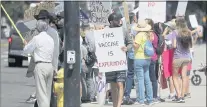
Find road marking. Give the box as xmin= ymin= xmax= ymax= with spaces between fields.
xmin=0 ymin=43 xmax=8 ymax=47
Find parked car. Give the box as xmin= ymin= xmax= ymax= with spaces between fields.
xmin=8 ymin=22 xmax=30 ymax=67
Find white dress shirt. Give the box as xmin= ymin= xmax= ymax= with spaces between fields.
xmin=24 ymin=31 xmax=54 ymax=63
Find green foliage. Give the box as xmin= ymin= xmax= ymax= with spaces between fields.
xmin=1 ymin=1 xmax=30 ymax=24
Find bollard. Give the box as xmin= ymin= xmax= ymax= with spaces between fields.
xmin=54 ymin=68 xmax=64 ymax=107
xmin=97 ymin=72 xmax=106 ymax=106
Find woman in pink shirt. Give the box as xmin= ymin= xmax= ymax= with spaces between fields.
xmin=145 ymin=19 xmax=160 ymax=103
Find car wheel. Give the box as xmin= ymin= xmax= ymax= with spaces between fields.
xmin=8 ymin=62 xmax=16 ymax=67
xmin=8 ymin=55 xmax=16 ymax=67
xmin=16 ymin=59 xmax=23 ymax=67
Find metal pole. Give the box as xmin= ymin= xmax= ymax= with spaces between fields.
xmin=64 ymin=1 xmax=80 ymax=107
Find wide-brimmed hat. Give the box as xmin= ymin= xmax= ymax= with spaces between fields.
xmin=133 ymin=19 xmax=152 ymax=31
xmin=138 ymin=19 xmax=147 ymax=28
xmin=34 ymin=10 xmax=52 ymax=20
xmin=164 ymin=19 xmax=176 ymax=30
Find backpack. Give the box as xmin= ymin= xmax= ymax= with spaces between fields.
xmin=154 ymin=31 xmax=165 ymax=55
xmin=144 ymin=39 xmax=154 ymax=57
xmin=82 ymin=37 xmax=97 ymax=67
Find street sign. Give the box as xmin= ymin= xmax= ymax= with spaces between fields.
xmin=67 ymin=50 xmax=76 ymax=64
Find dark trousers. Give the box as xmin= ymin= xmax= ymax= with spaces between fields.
xmin=149 ymin=60 xmax=158 ymax=98
xmin=124 ymin=58 xmax=134 ymax=98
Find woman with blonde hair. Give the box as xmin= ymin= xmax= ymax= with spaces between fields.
xmin=133 ymin=19 xmax=154 ymax=106
xmin=166 ymin=16 xmax=192 ymax=103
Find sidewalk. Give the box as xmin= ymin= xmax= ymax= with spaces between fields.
xmin=83 ymin=85 xmax=206 ymax=107
xmin=82 ymin=44 xmax=207 ymax=107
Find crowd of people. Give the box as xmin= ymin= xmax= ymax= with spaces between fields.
xmin=79 ymin=12 xmax=204 ymax=107
xmin=22 ymin=8 xmax=204 ymax=107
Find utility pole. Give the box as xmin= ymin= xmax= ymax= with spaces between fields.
xmin=64 ymin=1 xmax=80 ymax=107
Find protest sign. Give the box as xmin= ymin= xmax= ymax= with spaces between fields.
xmin=139 ymin=1 xmax=166 ymax=23
xmin=94 ymin=27 xmax=127 ymax=72
xmin=176 ymin=1 xmax=188 ymax=16
xmin=88 ymin=1 xmax=111 ymax=25
xmin=54 ymin=2 xmax=64 ymax=14
xmin=189 ymin=14 xmax=199 ymax=28
xmin=24 ymin=2 xmax=55 ymax=21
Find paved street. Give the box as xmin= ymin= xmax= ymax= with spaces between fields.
xmin=0 ymin=39 xmax=206 ymax=107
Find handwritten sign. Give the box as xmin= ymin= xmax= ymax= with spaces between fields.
xmin=189 ymin=14 xmax=198 ymax=28
xmin=139 ymin=2 xmax=166 ymax=23
xmin=93 ymin=27 xmax=127 ymax=72
xmin=54 ymin=2 xmax=64 ymax=14
xmin=176 ymin=1 xmax=188 ymax=16
xmin=24 ymin=2 xmax=55 ymax=21
xmin=88 ymin=1 xmax=111 ymax=25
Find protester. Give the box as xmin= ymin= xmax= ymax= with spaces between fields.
xmin=23 ymin=20 xmax=54 ymax=107
xmin=166 ymin=17 xmax=192 ymax=103
xmin=81 ymin=23 xmax=97 ymax=103
xmin=153 ymin=22 xmax=166 ymax=102
xmin=191 ymin=25 xmax=203 ymax=44
xmin=145 ymin=18 xmax=161 ymax=104
xmin=105 ymin=12 xmax=133 ymax=107
xmin=133 ymin=19 xmax=154 ymax=106
xmin=80 ymin=34 xmax=88 ymax=105
xmin=122 ymin=12 xmax=137 ymax=105
xmin=162 ymin=18 xmax=177 ymax=99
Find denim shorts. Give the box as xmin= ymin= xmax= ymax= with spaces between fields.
xmin=105 ymin=71 xmax=126 ymax=83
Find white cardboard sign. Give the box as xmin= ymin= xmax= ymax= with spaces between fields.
xmin=189 ymin=15 xmax=198 ymax=28
xmin=88 ymin=1 xmax=111 ymax=25
xmin=94 ymin=27 xmax=127 ymax=72
xmin=176 ymin=1 xmax=188 ymax=16
xmin=139 ymin=1 xmax=166 ymax=23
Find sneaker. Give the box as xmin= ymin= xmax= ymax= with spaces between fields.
xmin=168 ymin=94 xmax=176 ymax=99
xmin=134 ymin=102 xmax=145 ymax=106
xmin=147 ymin=102 xmax=155 ymax=106
xmin=157 ymin=97 xmax=165 ymax=102
xmin=184 ymin=93 xmax=191 ymax=98
xmin=172 ymin=96 xmax=178 ymax=101
xmin=25 ymin=95 xmax=36 ymax=103
xmin=122 ymin=97 xmax=134 ymax=105
xmin=153 ymin=98 xmax=160 ymax=104
xmin=172 ymin=97 xmax=185 ymax=103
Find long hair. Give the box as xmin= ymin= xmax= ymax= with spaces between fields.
xmin=145 ymin=18 xmax=154 ymax=30
xmin=154 ymin=23 xmax=162 ymax=35
xmin=175 ymin=17 xmax=192 ymax=49
xmin=145 ymin=18 xmax=154 ymax=40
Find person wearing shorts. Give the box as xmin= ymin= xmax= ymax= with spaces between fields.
xmin=170 ymin=17 xmax=192 ymax=103
xmin=105 ymin=12 xmax=133 ymax=107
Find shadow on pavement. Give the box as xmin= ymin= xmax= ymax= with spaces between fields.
xmin=5 ymin=65 xmax=28 ymax=68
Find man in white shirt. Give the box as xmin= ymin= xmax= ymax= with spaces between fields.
xmin=24 ymin=20 xmax=54 ymax=107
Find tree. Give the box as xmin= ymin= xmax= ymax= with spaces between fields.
xmin=1 ymin=1 xmax=30 ymax=24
